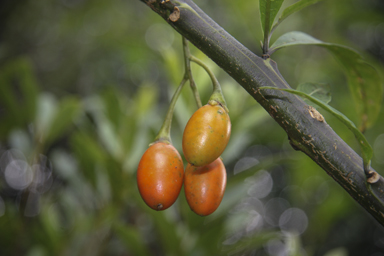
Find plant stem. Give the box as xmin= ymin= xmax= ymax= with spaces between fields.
xmin=154 ymin=77 xmax=187 ymax=144
xmin=182 ymin=37 xmax=202 ymax=108
xmin=262 ymin=0 xmax=271 ymax=55
xmin=189 ymin=55 xmax=228 ymax=110
xmin=154 ymin=37 xmax=201 ymax=144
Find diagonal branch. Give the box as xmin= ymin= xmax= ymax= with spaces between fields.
xmin=140 ymin=0 xmax=384 ymax=225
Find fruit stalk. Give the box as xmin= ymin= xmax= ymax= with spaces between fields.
xmin=154 ymin=77 xmax=187 ymax=144
xmin=182 ymin=37 xmax=202 ymax=108
xmin=189 ymin=55 xmax=228 ymax=111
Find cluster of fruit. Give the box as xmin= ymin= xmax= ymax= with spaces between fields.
xmin=137 ymin=100 xmax=231 ymax=216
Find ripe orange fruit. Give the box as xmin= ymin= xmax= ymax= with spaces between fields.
xmin=184 ymin=158 xmax=226 ymax=216
xmin=137 ymin=142 xmax=184 ymax=211
xmin=182 ymin=104 xmax=231 ymax=167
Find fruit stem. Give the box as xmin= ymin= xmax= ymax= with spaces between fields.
xmin=189 ymin=55 xmax=228 ymax=112
xmin=182 ymin=37 xmax=202 ymax=108
xmin=154 ymin=77 xmax=187 ymax=144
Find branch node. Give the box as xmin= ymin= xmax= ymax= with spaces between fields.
xmin=169 ymin=6 xmax=180 ymax=22
xmin=308 ymin=106 xmax=324 ymax=122
xmin=262 ymin=53 xmax=270 ymax=60
xmin=367 ymin=171 xmax=380 ymax=184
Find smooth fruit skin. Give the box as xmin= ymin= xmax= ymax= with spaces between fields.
xmin=182 ymin=104 xmax=231 ymax=167
xmin=137 ymin=142 xmax=184 ymax=211
xmin=184 ymin=158 xmax=226 ymax=216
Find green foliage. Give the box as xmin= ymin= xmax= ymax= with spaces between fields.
xmin=297 ymin=82 xmax=331 ymax=106
xmin=260 ymin=0 xmax=326 ymax=52
xmin=270 ymin=31 xmax=383 ymax=130
xmin=271 ymin=0 xmax=325 ymax=32
xmin=259 ymin=0 xmax=285 ymax=36
xmin=259 ymin=86 xmax=373 ymax=175
xmin=113 ymin=222 xmax=152 ymax=255
xmin=0 ymin=57 xmax=38 ymax=139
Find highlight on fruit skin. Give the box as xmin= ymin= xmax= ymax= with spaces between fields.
xmin=137 ymin=141 xmax=184 ymax=211
xmin=184 ymin=157 xmax=227 ymax=216
xmin=182 ymin=103 xmax=231 ymax=167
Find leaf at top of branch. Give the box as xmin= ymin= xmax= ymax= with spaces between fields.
xmin=271 ymin=0 xmax=325 ymax=33
xmin=259 ymin=0 xmax=285 ymax=51
xmin=269 ymin=31 xmax=383 ymax=131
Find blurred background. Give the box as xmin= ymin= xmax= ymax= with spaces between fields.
xmin=1 ymin=0 xmax=384 ymax=255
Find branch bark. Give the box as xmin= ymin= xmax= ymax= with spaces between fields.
xmin=140 ymin=0 xmax=384 ymax=225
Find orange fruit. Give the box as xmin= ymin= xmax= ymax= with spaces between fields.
xmin=184 ymin=158 xmax=226 ymax=216
xmin=137 ymin=142 xmax=184 ymax=211
xmin=182 ymin=104 xmax=231 ymax=167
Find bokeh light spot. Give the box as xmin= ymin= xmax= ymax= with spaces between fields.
xmin=247 ymin=170 xmax=273 ymax=199
xmin=234 ymin=157 xmax=259 ymax=174
xmin=264 ymin=198 xmax=290 ymax=227
xmin=145 ymin=23 xmax=175 ymax=52
xmin=5 ymin=160 xmax=33 ymax=190
xmin=279 ymin=208 xmax=308 ymax=235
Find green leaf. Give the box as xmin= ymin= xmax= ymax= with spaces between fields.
xmin=134 ymin=83 xmax=158 ymax=118
xmin=323 ymin=247 xmax=348 ymax=256
xmin=259 ymin=86 xmax=373 ymax=173
xmin=93 ymin=110 xmax=123 ymax=160
xmin=113 ymin=223 xmax=152 ymax=256
xmin=222 ymin=231 xmax=280 ymax=255
xmin=70 ymin=131 xmax=106 ymax=188
xmin=269 ymin=30 xmax=326 ymax=49
xmin=35 ymin=93 xmax=58 ymax=140
xmin=259 ymin=0 xmax=285 ymax=34
xmin=0 ymin=57 xmax=39 ymax=138
xmin=161 ymin=48 xmax=183 ymax=85
xmin=272 ymin=0 xmax=325 ymax=32
xmin=150 ymin=211 xmax=184 ymax=255
xmin=269 ymin=31 xmax=383 ymax=130
xmin=101 ymin=87 xmax=123 ymax=130
xmin=284 ymin=232 xmax=305 ymax=256
xmin=45 ymin=97 xmax=81 ymax=147
xmin=297 ymin=82 xmax=331 ymax=108
xmin=259 ymin=0 xmax=285 ymax=51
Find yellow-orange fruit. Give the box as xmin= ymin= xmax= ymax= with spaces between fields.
xmin=184 ymin=158 xmax=226 ymax=216
xmin=182 ymin=104 xmax=231 ymax=167
xmin=137 ymin=142 xmax=184 ymax=211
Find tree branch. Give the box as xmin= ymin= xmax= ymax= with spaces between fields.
xmin=140 ymin=0 xmax=384 ymax=225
